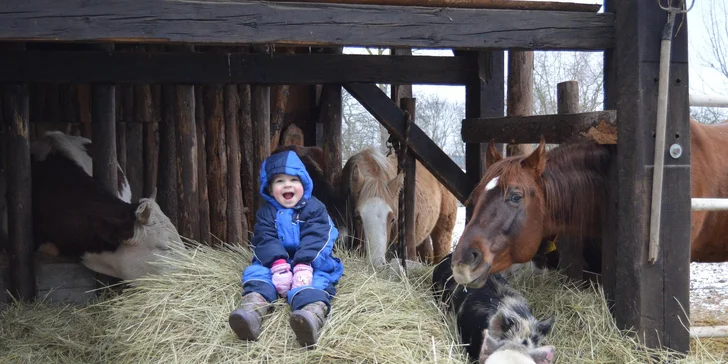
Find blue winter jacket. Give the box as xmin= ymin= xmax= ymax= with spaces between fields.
xmin=243 ymin=150 xmax=343 ymax=310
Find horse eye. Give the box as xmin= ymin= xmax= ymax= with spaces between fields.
xmin=509 ymin=193 xmax=523 ymax=203
xmin=522 ymin=339 xmax=529 ymax=346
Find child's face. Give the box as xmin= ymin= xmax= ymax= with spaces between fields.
xmin=269 ymin=174 xmax=304 ymax=208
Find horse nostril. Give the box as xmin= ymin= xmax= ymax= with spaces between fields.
xmin=468 ymin=249 xmax=482 ymax=267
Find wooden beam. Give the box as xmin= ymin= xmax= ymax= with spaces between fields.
xmin=0 ymin=0 xmax=614 ymax=50
xmin=607 ymin=0 xmax=691 ymax=353
xmin=2 ymin=83 xmax=35 ymax=302
xmin=506 ymin=50 xmax=534 ymax=157
xmin=461 ymin=110 xmax=617 ymax=144
xmin=251 ymin=46 xmax=272 ymax=216
xmin=399 ymin=97 xmax=418 ymax=262
xmin=174 ymin=85 xmax=200 ymax=242
xmin=554 ymin=81 xmax=585 ymax=281
xmin=344 ymin=83 xmax=472 ymax=204
xmin=276 ymin=0 xmax=602 ymax=12
xmin=458 ymin=50 xmax=505 ymax=220
xmin=0 ymin=51 xmax=475 ymax=85
xmin=90 ymin=84 xmax=118 ymax=198
xmin=321 ymin=47 xmax=344 ymax=185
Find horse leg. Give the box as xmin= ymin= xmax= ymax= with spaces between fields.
xmin=429 ymin=188 xmax=458 ymax=264
xmin=416 ymin=236 xmax=434 ymax=263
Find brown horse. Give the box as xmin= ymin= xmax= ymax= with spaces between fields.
xmin=451 ymin=118 xmax=728 ymax=288
xmin=341 ymin=148 xmax=457 ymax=267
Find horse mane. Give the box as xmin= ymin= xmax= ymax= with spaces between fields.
xmin=352 ymin=148 xmax=398 ymax=208
xmin=540 ymin=140 xmax=610 ymax=235
xmin=469 ymin=140 xmax=610 ymax=236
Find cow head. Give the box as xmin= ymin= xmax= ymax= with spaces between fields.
xmin=81 ymin=189 xmax=185 ymax=281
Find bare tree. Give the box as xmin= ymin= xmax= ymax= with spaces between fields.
xmin=533 ymin=51 xmax=604 ymax=114
xmin=341 ymin=89 xmax=382 ymax=160
xmin=691 ymin=0 xmax=728 ymax=125
xmin=703 ymin=0 xmax=728 ymax=81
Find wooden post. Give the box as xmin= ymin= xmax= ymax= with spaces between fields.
xmin=175 ymin=84 xmax=200 ymax=242
xmin=239 ymin=83 xmax=255 ymax=234
xmin=203 ymin=77 xmax=228 ymax=244
xmin=553 ymin=81 xmax=585 ymax=281
xmin=506 ymin=51 xmax=534 ymax=156
xmin=251 ymin=45 xmax=271 ymax=216
xmin=459 ymin=50 xmax=505 ymax=220
xmin=115 ymin=86 xmax=127 ymax=172
xmin=601 ymin=27 xmax=619 ymax=310
xmin=399 ymin=98 xmax=417 ymax=261
xmin=159 ymin=81 xmax=179 ymax=226
xmin=269 ymin=46 xmax=294 ymax=151
xmin=135 ymin=81 xmax=157 ymax=199
xmin=126 ymin=72 xmax=144 ymax=202
xmin=321 ymin=47 xmax=343 ymax=184
xmin=606 ymin=0 xmax=691 ymax=352
xmin=3 ymin=83 xmax=35 ymax=302
xmin=195 ymin=86 xmax=211 ymax=244
xmin=91 ymin=84 xmax=118 ymax=197
xmin=225 ymin=84 xmax=246 ymax=244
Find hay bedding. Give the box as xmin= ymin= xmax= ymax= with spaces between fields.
xmin=0 ymin=242 xmax=725 ymax=364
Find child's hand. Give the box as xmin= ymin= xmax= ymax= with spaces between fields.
xmin=292 ymin=264 xmax=313 ymax=289
xmin=271 ymin=260 xmax=293 ymax=296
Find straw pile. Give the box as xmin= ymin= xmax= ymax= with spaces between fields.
xmin=0 ymin=241 xmax=725 ymax=364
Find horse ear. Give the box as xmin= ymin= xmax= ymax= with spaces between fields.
xmin=387 ymin=173 xmax=404 ymax=197
xmin=352 ymin=164 xmax=362 ymax=185
xmin=485 ymin=139 xmax=503 ymax=168
xmin=521 ymin=136 xmax=546 ymax=175
xmin=149 ymin=187 xmax=158 ymax=201
xmin=136 ymin=203 xmax=153 ymax=225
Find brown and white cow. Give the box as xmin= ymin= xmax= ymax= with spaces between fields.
xmin=1 ymin=131 xmax=184 ymax=281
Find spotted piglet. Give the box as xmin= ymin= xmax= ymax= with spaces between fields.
xmin=432 ymin=253 xmax=555 ymax=361
xmin=479 ymin=329 xmax=554 ymax=364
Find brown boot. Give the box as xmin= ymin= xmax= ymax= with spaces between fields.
xmin=289 ymin=301 xmax=328 ymax=348
xmin=229 ymin=292 xmax=271 ymax=341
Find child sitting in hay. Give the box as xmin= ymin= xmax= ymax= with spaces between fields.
xmin=229 ymin=150 xmax=344 ymax=348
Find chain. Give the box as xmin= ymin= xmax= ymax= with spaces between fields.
xmin=397 ymin=110 xmax=412 ymax=272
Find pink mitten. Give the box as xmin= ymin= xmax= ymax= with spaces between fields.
xmin=270 ymin=259 xmax=293 ymax=296
xmin=292 ymin=264 xmax=314 ymax=289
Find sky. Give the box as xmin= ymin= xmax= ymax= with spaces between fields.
xmin=343 ymin=0 xmax=727 ymax=105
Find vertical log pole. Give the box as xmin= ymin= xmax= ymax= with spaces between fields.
xmin=269 ymin=46 xmax=294 ymax=151
xmin=458 ymin=51 xmax=505 ymax=221
xmin=601 ymin=25 xmax=619 ymax=310
xmin=321 ymin=47 xmax=343 ymax=184
xmin=126 ymin=53 xmax=144 ymax=202
xmin=91 ymin=84 xmax=118 ymax=198
xmin=3 ymin=83 xmax=35 ymax=302
xmin=136 ymin=83 xmax=157 ymax=199
xmin=239 ymin=82 xmax=256 ymax=235
xmin=506 ymin=51 xmax=534 ymax=156
xmin=202 ymin=59 xmax=228 ymax=244
xmin=225 ymin=84 xmax=246 ymax=244
xmin=115 ymin=85 xmax=127 ymax=172
xmin=159 ymin=79 xmax=179 ymax=226
xmin=399 ymin=98 xmax=417 ymax=262
xmin=251 ymin=45 xmax=271 ymax=216
xmin=195 ymin=86 xmax=211 ymax=244
xmin=554 ymin=81 xmax=585 ymax=281
xmin=606 ymin=0 xmax=691 ymax=352
xmin=175 ymin=84 xmax=200 ymax=242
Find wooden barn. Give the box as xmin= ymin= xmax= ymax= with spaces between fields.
xmin=0 ymin=0 xmax=692 ymax=355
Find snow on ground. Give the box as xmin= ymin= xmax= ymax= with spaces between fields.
xmin=449 ymin=205 xmax=728 ymax=324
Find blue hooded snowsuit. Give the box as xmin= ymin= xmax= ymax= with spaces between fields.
xmin=242 ymin=150 xmax=344 ymax=311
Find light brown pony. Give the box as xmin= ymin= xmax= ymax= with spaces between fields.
xmin=341 ymin=148 xmax=457 ymax=267
xmin=451 ymin=118 xmax=728 ymax=288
